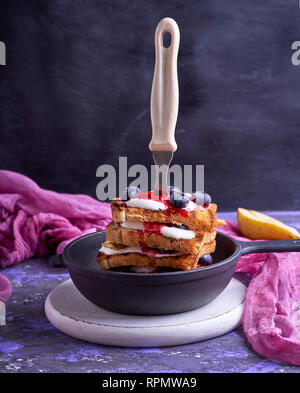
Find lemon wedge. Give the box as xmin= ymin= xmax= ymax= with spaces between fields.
xmin=237 ymin=208 xmax=300 ymax=240
xmin=217 ymin=219 xmax=227 ymax=226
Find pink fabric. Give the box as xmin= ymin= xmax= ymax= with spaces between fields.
xmin=0 ymin=170 xmax=112 ymax=268
xmin=219 ymin=222 xmax=300 ymax=366
xmin=0 ymin=273 xmax=11 ymax=303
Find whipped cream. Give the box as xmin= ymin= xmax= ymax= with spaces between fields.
xmin=124 ymin=194 xmax=205 ymax=212
xmin=120 ymin=221 xmax=196 ymax=240
xmin=99 ymin=245 xmax=181 ymax=258
xmin=125 ymin=198 xmax=166 ymax=211
xmin=183 ymin=200 xmax=198 ymax=212
xmin=100 ymin=245 xmax=141 ymax=255
xmin=160 ymin=226 xmax=195 ymax=240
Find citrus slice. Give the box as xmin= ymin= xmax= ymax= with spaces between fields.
xmin=237 ymin=208 xmax=300 ymax=240
xmin=217 ymin=219 xmax=227 ymax=226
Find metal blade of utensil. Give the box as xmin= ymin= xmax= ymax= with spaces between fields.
xmin=152 ymin=151 xmax=173 ymax=196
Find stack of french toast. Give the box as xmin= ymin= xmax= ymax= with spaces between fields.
xmin=97 ymin=187 xmax=220 ymax=272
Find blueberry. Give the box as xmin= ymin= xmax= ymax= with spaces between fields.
xmin=168 ymin=185 xmax=181 ymax=194
xmin=120 ymin=186 xmax=140 ymax=200
xmin=173 ymin=223 xmax=188 ymax=229
xmin=178 ymin=224 xmax=188 ymax=230
xmin=199 ymin=254 xmax=213 ymax=266
xmin=157 ymin=249 xmax=173 ymax=254
xmin=191 ymin=191 xmax=205 ymax=206
xmin=191 ymin=191 xmax=211 ymax=206
xmin=204 ymin=193 xmax=211 ymax=206
xmin=169 ymin=192 xmax=189 ymax=208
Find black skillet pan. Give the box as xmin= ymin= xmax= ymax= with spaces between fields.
xmin=58 ymin=231 xmax=300 ymax=316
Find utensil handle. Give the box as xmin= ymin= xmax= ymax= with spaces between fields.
xmin=49 ymin=254 xmax=66 ymax=268
xmin=149 ymin=18 xmax=180 ymax=152
xmin=240 ymin=238 xmax=300 ymax=256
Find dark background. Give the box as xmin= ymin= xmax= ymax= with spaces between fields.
xmin=0 ymin=0 xmax=300 ymax=211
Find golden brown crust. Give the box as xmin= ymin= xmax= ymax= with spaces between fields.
xmin=111 ymin=200 xmax=217 ymax=232
xmin=106 ymin=222 xmax=216 ymax=254
xmin=97 ymin=240 xmax=216 ymax=271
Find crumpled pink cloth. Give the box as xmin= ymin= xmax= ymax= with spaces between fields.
xmin=219 ymin=222 xmax=300 ymax=366
xmin=0 ymin=273 xmax=11 ymax=303
xmin=0 ymin=170 xmax=112 ymax=268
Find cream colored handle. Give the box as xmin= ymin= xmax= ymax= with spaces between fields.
xmin=149 ymin=18 xmax=180 ymax=152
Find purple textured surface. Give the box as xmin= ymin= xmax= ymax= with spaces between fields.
xmin=0 ymin=211 xmax=300 ymax=373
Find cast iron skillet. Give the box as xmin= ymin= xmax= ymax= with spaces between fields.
xmin=58 ymin=231 xmax=300 ymax=316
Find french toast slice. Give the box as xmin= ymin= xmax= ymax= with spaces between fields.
xmin=111 ymin=199 xmax=217 ymax=232
xmin=97 ymin=240 xmax=216 ymax=271
xmin=106 ymin=221 xmax=216 ymax=254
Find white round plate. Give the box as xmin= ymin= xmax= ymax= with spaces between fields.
xmin=45 ymin=278 xmax=246 ymax=347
